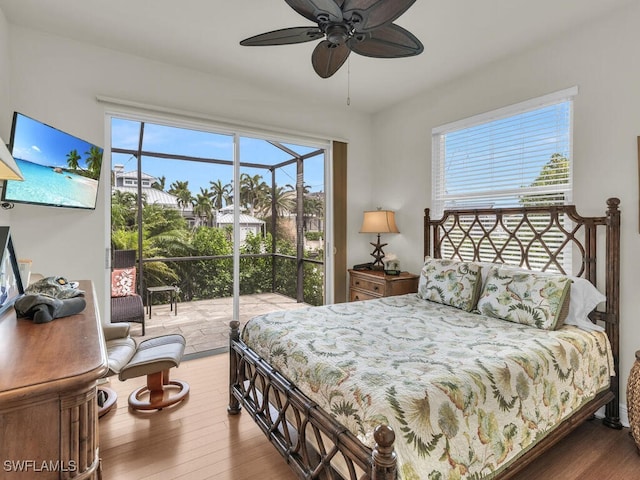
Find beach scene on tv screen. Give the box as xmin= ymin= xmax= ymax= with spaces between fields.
xmin=4 ymin=113 xmax=103 ymax=209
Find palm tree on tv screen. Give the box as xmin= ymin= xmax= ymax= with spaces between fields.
xmin=85 ymin=146 xmax=103 ymax=179
xmin=66 ymin=149 xmax=81 ymax=171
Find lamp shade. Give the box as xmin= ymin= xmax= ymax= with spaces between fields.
xmin=360 ymin=210 xmax=399 ymax=234
xmin=0 ymin=139 xmax=23 ymax=181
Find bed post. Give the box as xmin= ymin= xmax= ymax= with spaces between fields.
xmin=603 ymin=197 xmax=622 ymax=429
xmin=227 ymin=320 xmax=242 ymax=415
xmin=371 ymin=425 xmax=397 ymax=480
xmin=424 ymin=208 xmax=431 ymax=259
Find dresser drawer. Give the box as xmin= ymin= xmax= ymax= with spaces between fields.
xmin=350 ymin=275 xmax=385 ymax=296
xmin=349 ymin=289 xmax=380 ymax=302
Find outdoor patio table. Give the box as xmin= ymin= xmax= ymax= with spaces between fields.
xmin=147 ymin=285 xmax=180 ymax=318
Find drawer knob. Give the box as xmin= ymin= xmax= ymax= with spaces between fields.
xmin=373 ymin=286 xmax=379 ymax=291
xmin=355 ymin=281 xmax=360 ymax=286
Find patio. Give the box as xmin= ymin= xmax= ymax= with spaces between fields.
xmin=125 ymin=293 xmax=308 ymax=357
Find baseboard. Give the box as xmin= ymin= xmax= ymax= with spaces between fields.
xmin=620 ymin=403 xmax=629 ymax=428
xmin=184 ymin=345 xmax=228 ymax=361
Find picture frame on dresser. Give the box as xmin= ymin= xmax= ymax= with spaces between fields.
xmin=0 ymin=226 xmax=24 ymax=316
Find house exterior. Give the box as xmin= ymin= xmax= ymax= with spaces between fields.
xmin=112 ymin=164 xmax=157 ymax=190
xmin=112 ymin=165 xmax=183 ymax=208
xmin=215 ymin=205 xmax=264 ymax=244
xmin=111 ymin=164 xmax=203 ymax=226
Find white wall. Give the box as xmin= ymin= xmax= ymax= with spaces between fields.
xmin=0 ymin=22 xmax=375 ymax=315
xmin=371 ymin=1 xmax=640 ymax=422
xmin=0 ymin=8 xmax=9 ymax=135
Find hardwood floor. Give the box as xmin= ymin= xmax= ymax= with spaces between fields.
xmin=99 ymin=353 xmax=640 ymax=480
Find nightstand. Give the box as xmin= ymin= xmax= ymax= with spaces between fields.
xmin=348 ymin=269 xmax=419 ymax=302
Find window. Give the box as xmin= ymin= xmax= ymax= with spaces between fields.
xmin=431 ymin=87 xmax=578 ymax=271
xmin=432 ymin=87 xmax=576 ymax=218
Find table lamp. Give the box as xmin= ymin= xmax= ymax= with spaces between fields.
xmin=360 ymin=209 xmax=399 ymax=270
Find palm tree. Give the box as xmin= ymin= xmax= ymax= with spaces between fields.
xmin=303 ymin=194 xmax=324 ymax=233
xmin=84 ymin=146 xmax=103 ymax=179
xmin=304 ymin=194 xmax=324 ymax=218
xmin=66 ymin=149 xmax=82 ymax=171
xmin=193 ymin=188 xmax=213 ymax=226
xmin=111 ymin=190 xmax=138 ymax=230
xmin=286 ymin=183 xmax=311 ymax=196
xmin=152 ymin=175 xmax=166 ymax=191
xmin=261 ymin=185 xmax=295 ymax=217
xmin=112 ymin=189 xmax=137 ymax=209
xmin=169 ymin=180 xmax=194 ymax=213
xmin=209 ymin=179 xmax=232 ymax=210
xmin=239 ymin=173 xmax=269 ymax=215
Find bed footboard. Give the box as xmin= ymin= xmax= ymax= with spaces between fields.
xmin=228 ymin=320 xmax=397 ymax=480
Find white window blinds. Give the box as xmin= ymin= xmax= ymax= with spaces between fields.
xmin=432 ymin=87 xmax=576 ymax=218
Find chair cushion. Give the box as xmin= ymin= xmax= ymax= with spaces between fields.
xmin=119 ymin=334 xmax=186 ymax=381
xmin=111 ymin=268 xmax=137 ymax=297
xmin=106 ymin=336 xmax=137 ymax=375
xmin=103 ymin=322 xmax=131 ymax=341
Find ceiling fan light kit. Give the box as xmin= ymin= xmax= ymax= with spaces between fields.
xmin=240 ymin=0 xmax=423 ymax=78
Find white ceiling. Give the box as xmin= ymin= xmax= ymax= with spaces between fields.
xmin=0 ymin=0 xmax=635 ymax=114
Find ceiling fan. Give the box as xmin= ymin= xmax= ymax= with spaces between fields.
xmin=240 ymin=0 xmax=424 ymax=78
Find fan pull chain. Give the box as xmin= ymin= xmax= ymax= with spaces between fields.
xmin=347 ymin=58 xmax=351 ymax=106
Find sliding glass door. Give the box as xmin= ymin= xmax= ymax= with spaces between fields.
xmin=109 ymin=114 xmax=328 ymax=354
xmin=236 ymin=136 xmax=326 ymax=324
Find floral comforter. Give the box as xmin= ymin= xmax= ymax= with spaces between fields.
xmin=242 ymin=294 xmax=614 ymax=480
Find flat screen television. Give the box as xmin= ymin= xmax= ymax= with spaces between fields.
xmin=1 ymin=112 xmax=103 ymax=210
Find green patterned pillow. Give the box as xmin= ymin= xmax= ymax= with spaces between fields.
xmin=417 ymin=258 xmax=482 ymax=311
xmin=476 ymin=266 xmax=572 ymax=330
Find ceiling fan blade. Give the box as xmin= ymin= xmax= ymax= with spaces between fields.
xmin=285 ymin=0 xmax=343 ymax=23
xmin=348 ymin=23 xmax=423 ymax=58
xmin=240 ymin=27 xmax=324 ymax=46
xmin=312 ymin=40 xmax=350 ymax=78
xmin=342 ymin=0 xmax=418 ymax=32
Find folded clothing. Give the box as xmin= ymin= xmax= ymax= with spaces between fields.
xmin=25 ymin=276 xmax=84 ymax=299
xmin=15 ymin=294 xmax=86 ymax=323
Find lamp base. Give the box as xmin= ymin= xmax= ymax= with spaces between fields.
xmin=369 ymin=234 xmax=387 ymax=270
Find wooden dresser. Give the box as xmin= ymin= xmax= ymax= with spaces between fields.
xmin=348 ymin=269 xmax=419 ymax=301
xmin=0 ymin=281 xmax=108 ymax=479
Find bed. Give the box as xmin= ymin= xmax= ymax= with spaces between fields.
xmin=228 ymin=198 xmax=622 ymax=480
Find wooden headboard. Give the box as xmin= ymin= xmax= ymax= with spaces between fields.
xmin=424 ymin=197 xmax=621 ymax=427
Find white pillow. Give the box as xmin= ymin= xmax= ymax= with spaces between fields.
xmin=476 ymin=261 xmax=605 ymax=331
xmin=564 ymin=276 xmax=605 ymax=332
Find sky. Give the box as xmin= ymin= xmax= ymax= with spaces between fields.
xmin=111 ymin=117 xmax=326 ymax=195
xmin=9 ymin=112 xmax=102 ymax=169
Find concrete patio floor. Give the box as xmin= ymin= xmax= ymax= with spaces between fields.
xmin=126 ymin=293 xmax=308 ymax=356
